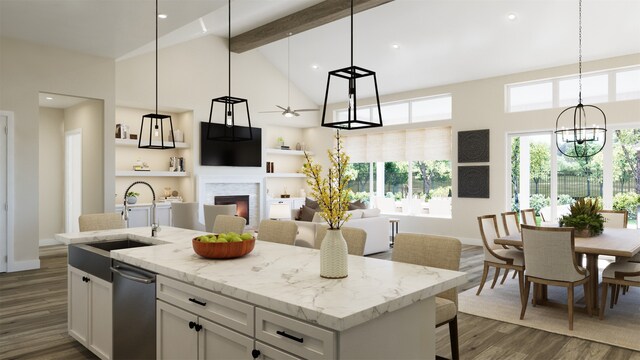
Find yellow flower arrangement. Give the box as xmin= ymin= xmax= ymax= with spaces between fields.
xmin=302 ymin=131 xmax=352 ymax=230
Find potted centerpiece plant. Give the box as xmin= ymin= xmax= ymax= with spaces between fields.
xmin=126 ymin=191 xmax=140 ymax=205
xmin=559 ymin=198 xmax=605 ymax=237
xmin=302 ymin=131 xmax=352 ymax=278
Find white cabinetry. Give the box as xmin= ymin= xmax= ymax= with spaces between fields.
xmin=265 ymin=198 xmax=305 ymax=219
xmin=115 ymin=203 xmax=171 ymax=227
xmin=68 ymin=266 xmax=112 ymax=360
xmin=156 ymin=276 xmax=255 ymax=360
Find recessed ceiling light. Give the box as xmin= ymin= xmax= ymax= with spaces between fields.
xmin=158 ymin=14 xmax=168 ymax=19
xmin=506 ymin=12 xmax=517 ymax=21
xmin=391 ymin=43 xmax=400 ymax=49
xmin=45 ymin=96 xmax=53 ymax=100
xmin=311 ymin=64 xmax=319 ymax=70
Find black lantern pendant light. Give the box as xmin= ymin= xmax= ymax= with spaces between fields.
xmin=207 ymin=0 xmax=252 ymax=142
xmin=554 ymin=0 xmax=606 ymax=159
xmin=138 ymin=0 xmax=175 ymax=150
xmin=321 ymin=0 xmax=382 ymax=130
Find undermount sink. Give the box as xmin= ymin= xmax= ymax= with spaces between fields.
xmin=86 ymin=239 xmax=151 ymax=252
xmin=68 ymin=239 xmax=153 ymax=282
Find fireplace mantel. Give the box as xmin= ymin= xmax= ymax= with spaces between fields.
xmin=196 ymin=175 xmax=265 ymax=229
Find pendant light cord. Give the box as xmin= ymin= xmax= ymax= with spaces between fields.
xmin=350 ymin=0 xmax=354 ymax=69
xmin=155 ymin=0 xmax=159 ymax=115
xmin=228 ymin=0 xmax=231 ymax=99
xmin=287 ymin=33 xmax=291 ymax=107
xmin=578 ymin=0 xmax=582 ymax=104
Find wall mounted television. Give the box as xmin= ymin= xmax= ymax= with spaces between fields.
xmin=200 ymin=122 xmax=262 ymax=167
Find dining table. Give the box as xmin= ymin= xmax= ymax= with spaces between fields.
xmin=495 ymin=227 xmax=640 ymax=313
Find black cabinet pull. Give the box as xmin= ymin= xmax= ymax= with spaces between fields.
xmin=188 ymin=298 xmax=206 ymax=306
xmin=251 ymin=349 xmax=261 ymax=359
xmin=189 ymin=321 xmax=196 ymax=329
xmin=195 ymin=324 xmax=202 ymax=332
xmin=82 ymin=276 xmax=90 ymax=283
xmin=276 ymin=330 xmax=304 ymax=343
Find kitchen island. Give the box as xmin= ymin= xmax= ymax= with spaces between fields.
xmin=57 ymin=226 xmax=467 ymax=359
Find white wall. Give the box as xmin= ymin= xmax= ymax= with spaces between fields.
xmin=320 ymin=54 xmax=640 ymax=245
xmin=0 ymin=37 xmax=115 ymax=270
xmin=38 ymin=107 xmax=64 ymax=242
xmin=115 ymin=35 xmax=319 ymax=186
xmin=65 ymin=99 xmax=104 ymax=215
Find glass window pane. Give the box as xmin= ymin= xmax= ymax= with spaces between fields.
xmin=411 ymin=160 xmax=451 ymax=217
xmin=411 ymin=96 xmax=452 ymax=122
xmin=347 ymin=162 xmax=372 ymax=205
xmin=612 ymin=128 xmax=639 ymax=228
xmin=384 ymin=161 xmax=408 ymax=200
xmin=508 ymin=82 xmax=553 ymax=112
xmin=557 ymin=148 xmax=603 ymax=201
xmin=559 ymin=74 xmax=608 ymax=106
xmin=376 ymin=102 xmax=408 ymax=126
xmin=616 ymin=68 xmax=640 ymax=101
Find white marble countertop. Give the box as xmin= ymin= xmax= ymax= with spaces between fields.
xmin=56 ymin=226 xmax=467 ymax=331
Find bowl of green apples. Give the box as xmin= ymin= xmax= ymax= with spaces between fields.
xmin=192 ymin=232 xmax=255 ymax=259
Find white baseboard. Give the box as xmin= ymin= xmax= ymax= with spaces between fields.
xmin=8 ymin=259 xmax=41 ymax=272
xmin=40 ymin=238 xmax=65 ymax=247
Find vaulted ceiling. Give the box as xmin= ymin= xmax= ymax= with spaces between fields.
xmin=2 ymin=0 xmax=639 ymax=105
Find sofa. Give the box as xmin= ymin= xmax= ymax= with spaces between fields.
xmin=292 ymin=208 xmax=390 ymax=255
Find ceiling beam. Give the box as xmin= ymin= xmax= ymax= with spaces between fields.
xmin=230 ymin=0 xmax=394 ymax=53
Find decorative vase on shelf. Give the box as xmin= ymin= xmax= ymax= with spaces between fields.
xmin=295 ymin=142 xmax=302 ymax=151
xmin=127 ymin=196 xmax=137 ymax=205
xmin=320 ymin=229 xmax=348 ymax=279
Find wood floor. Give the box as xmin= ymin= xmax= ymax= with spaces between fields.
xmin=0 ymin=245 xmax=638 ymax=360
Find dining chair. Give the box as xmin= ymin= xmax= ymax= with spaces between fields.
xmin=599 ymin=261 xmax=640 ymax=319
xmin=212 ymin=214 xmax=246 ymax=235
xmin=519 ymin=225 xmax=592 ymax=330
xmin=257 ymin=220 xmax=298 ymax=245
xmin=171 ymin=202 xmax=205 ymax=231
xmin=79 ymin=213 xmax=126 ymax=232
xmin=476 ymin=215 xmax=525 ymax=295
xmin=203 ymin=204 xmax=237 ymax=232
xmin=598 ymin=210 xmax=628 ymax=229
xmin=392 ymin=233 xmax=461 ymax=360
xmin=520 ymin=208 xmax=536 ymax=225
xmin=315 ymin=226 xmax=367 ymax=256
xmin=501 ymin=211 xmax=521 ymax=236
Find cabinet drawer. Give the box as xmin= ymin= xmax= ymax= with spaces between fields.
xmin=157 ymin=275 xmax=254 ymax=336
xmin=255 ymin=341 xmax=302 ymax=360
xmin=255 ymin=308 xmax=335 ymax=360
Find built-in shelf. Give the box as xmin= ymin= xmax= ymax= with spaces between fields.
xmin=116 ymin=171 xmax=190 ymax=177
xmin=264 ymin=173 xmax=306 ymax=178
xmin=115 ymin=138 xmax=189 ymax=149
xmin=266 ymin=149 xmax=313 ymax=156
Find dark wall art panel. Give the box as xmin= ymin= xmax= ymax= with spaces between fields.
xmin=458 ymin=129 xmax=490 ymax=163
xmin=458 ymin=166 xmax=490 ymax=198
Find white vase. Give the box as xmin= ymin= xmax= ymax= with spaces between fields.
xmin=320 ymin=229 xmax=348 ymax=279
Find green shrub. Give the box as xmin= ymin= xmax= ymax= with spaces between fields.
xmin=557 ymin=194 xmax=576 ymax=206
xmin=613 ymin=191 xmax=640 ymax=221
xmin=529 ymin=194 xmax=550 ymax=215
xmin=348 ymin=191 xmax=370 ymax=205
xmin=429 ymin=186 xmax=451 ymax=198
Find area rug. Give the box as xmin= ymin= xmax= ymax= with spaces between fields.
xmin=458 ymin=280 xmax=640 ymax=351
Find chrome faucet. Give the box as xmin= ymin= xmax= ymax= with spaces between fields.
xmin=123 ymin=181 xmax=160 ymax=237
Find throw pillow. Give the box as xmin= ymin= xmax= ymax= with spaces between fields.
xmin=298 ymin=205 xmax=318 ymax=222
xmin=346 ymin=209 xmax=363 ymax=219
xmin=348 ymin=200 xmax=367 ymax=210
xmin=361 ymin=208 xmax=381 ymax=218
xmin=305 ymin=197 xmax=319 ymax=209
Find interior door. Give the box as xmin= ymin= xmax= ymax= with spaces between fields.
xmin=0 ymin=114 xmax=7 ymax=272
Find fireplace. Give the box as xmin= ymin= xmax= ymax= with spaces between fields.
xmin=215 ymin=195 xmax=250 ymax=225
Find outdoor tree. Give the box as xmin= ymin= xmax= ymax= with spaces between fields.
xmin=530 ymin=142 xmax=550 ymax=194
xmin=413 ymin=160 xmax=451 ymax=197
xmin=346 ymin=163 xmax=369 ymax=192
xmin=613 ymin=129 xmax=640 ymax=192
xmin=384 ymin=162 xmax=408 ymax=197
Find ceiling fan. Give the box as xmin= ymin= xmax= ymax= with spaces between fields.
xmin=261 ymin=33 xmax=318 ymax=118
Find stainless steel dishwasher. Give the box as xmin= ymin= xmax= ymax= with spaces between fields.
xmin=111 ymin=260 xmax=156 ymax=360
